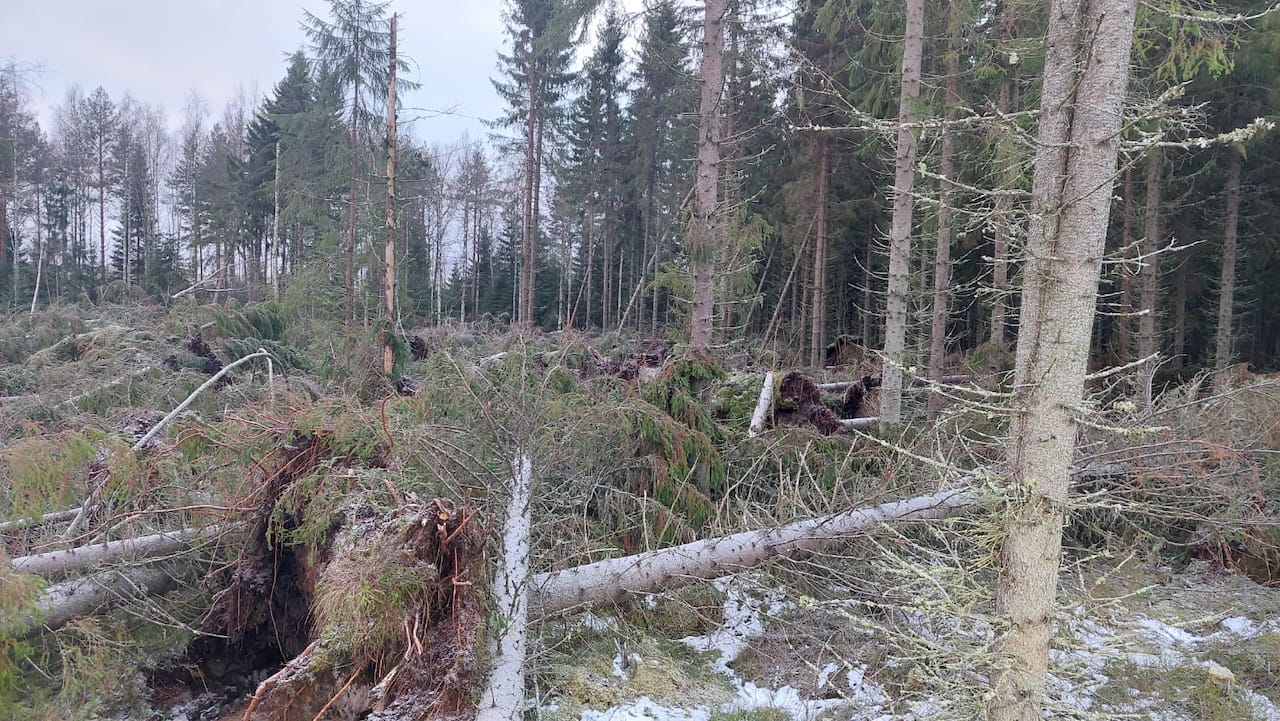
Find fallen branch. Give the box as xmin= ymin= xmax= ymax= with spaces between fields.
xmin=61 ymin=348 xmax=273 ymax=541
xmin=171 ymin=264 xmax=231 ymax=300
xmin=747 ymin=371 xmax=776 ymax=438
xmin=528 ymin=488 xmax=978 ymax=619
xmin=132 ymin=348 xmax=271 ymax=452
xmin=841 ymin=417 xmax=878 ymax=430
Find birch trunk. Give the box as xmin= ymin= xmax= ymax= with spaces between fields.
xmin=689 ymin=0 xmax=725 ymax=352
xmin=1213 ymin=148 xmax=1242 ymax=379
xmin=879 ymin=0 xmax=925 ymax=423
xmin=1116 ymin=168 xmax=1135 ymax=362
xmin=990 ymin=0 xmax=1137 ymax=718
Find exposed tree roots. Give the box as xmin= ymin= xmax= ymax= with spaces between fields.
xmin=149 ymin=432 xmax=482 ymax=721
xmin=777 ymin=371 xmax=844 ymax=435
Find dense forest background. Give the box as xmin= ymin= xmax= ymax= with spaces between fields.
xmin=2 ymin=0 xmax=1276 ymax=375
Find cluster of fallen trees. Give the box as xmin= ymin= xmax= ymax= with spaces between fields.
xmin=4 ymin=347 xmax=999 ymax=719
xmin=8 ymin=471 xmax=980 ymax=719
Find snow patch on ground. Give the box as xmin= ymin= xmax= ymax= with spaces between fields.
xmin=568 ymin=571 xmax=1280 ymax=721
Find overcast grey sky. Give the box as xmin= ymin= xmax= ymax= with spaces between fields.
xmin=1 ymin=0 xmax=515 ymax=143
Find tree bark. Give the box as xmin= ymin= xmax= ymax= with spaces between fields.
xmin=520 ymin=75 xmax=539 ymax=327
xmin=748 ymin=371 xmax=776 ymax=438
xmin=689 ymin=0 xmax=725 ymax=352
xmin=989 ymin=1 xmax=1021 ymax=350
xmin=345 ymin=79 xmax=361 ymax=325
xmin=928 ymin=32 xmax=960 ymax=423
xmin=15 ymin=565 xmax=188 ymax=637
xmin=1116 ymin=168 xmax=1136 ymax=362
xmin=810 ymin=137 xmax=831 ymax=369
xmin=1138 ymin=148 xmax=1163 ymax=367
xmin=11 ymin=526 xmax=221 ymax=579
xmin=273 ymin=140 xmax=282 ymax=299
xmin=1214 ymin=148 xmax=1242 ymax=380
xmin=991 ymin=0 xmax=1137 ymax=718
xmin=879 ymin=0 xmax=925 ymax=423
xmin=383 ymin=15 xmax=398 ymax=376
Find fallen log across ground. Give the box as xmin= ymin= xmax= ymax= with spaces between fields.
xmin=0 ymin=508 xmax=79 ymax=533
xmin=10 ymin=525 xmax=229 ymax=579
xmin=817 ymin=374 xmax=973 ymax=393
xmin=528 ymin=487 xmax=977 ymax=618
xmin=14 ymin=563 xmax=195 ymax=637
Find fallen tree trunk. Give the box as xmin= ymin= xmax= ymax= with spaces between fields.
xmin=11 ymin=525 xmax=227 ymax=579
xmin=0 ymin=508 xmax=79 ymax=533
xmin=20 ymin=463 xmax=1136 ymax=628
xmin=16 ymin=489 xmax=981 ymax=638
xmin=476 ymin=455 xmax=534 ymax=721
xmin=817 ymin=375 xmax=971 ymax=393
xmin=528 ymin=487 xmax=977 ymax=618
xmin=748 ymin=371 xmax=776 ymax=438
xmin=15 ymin=564 xmax=191 ymax=636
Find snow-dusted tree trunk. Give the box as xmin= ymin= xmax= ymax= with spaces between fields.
xmin=879 ymin=0 xmax=925 ymax=424
xmin=689 ymin=0 xmax=725 ymax=352
xmin=990 ymin=0 xmax=1137 ymax=718
xmin=748 ymin=370 xmax=776 ymax=437
xmin=1213 ymin=148 xmax=1242 ymax=378
xmin=476 ymin=454 xmax=534 ymax=721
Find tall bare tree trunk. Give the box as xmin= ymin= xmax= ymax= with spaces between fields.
xmin=809 ymin=136 xmax=830 ymax=368
xmin=879 ymin=0 xmax=925 ymax=423
xmin=990 ymin=0 xmax=1137 ymax=718
xmin=520 ymin=80 xmax=539 ymax=327
xmin=98 ymin=140 xmax=106 ymax=283
xmin=1213 ymin=148 xmax=1242 ymax=378
xmin=989 ymin=1 xmax=1021 ymax=349
xmin=1138 ymin=149 xmax=1162 ymax=363
xmin=928 ymin=36 xmax=960 ymax=422
xmin=30 ymin=182 xmax=44 ymax=314
xmin=273 ymin=140 xmax=283 ymax=298
xmin=382 ymin=16 xmax=398 ymax=376
xmin=346 ymin=90 xmax=360 ymax=325
xmin=690 ymin=0 xmax=725 ymax=352
xmin=861 ymin=215 xmax=875 ymax=347
xmin=1116 ymin=168 xmax=1135 ymax=362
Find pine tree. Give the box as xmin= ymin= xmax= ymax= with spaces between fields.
xmin=627 ymin=0 xmax=694 ymax=333
xmin=492 ymin=0 xmax=581 ymax=327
